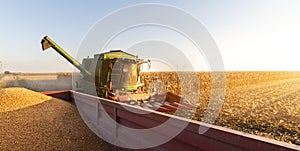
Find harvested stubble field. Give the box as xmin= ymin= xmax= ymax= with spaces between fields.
xmin=0 ymin=87 xmax=109 ymax=150
xmin=140 ymin=71 xmax=300 ymax=145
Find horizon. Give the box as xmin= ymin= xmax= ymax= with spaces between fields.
xmin=2 ymin=70 xmax=300 ymax=74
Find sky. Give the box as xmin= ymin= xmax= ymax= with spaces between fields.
xmin=0 ymin=0 xmax=300 ymax=72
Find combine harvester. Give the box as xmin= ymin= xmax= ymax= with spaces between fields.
xmin=41 ymin=36 xmax=299 ymax=151
xmin=41 ymin=36 xmax=195 ymax=112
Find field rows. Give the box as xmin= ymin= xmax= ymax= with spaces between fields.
xmin=216 ymin=78 xmax=300 ymax=145
xmin=140 ymin=72 xmax=300 ymax=145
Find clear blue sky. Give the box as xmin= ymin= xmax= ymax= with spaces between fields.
xmin=1 ymin=0 xmax=300 ymax=72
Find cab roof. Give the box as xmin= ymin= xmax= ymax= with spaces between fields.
xmin=94 ymin=50 xmax=138 ymax=60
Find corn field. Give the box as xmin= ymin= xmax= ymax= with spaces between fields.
xmin=140 ymin=71 xmax=300 ymax=145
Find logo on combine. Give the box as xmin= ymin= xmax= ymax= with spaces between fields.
xmin=74 ymin=4 xmax=225 ymax=149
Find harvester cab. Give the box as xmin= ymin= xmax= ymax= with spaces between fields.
xmin=92 ymin=50 xmax=150 ymax=98
xmin=41 ymin=36 xmax=196 ymax=113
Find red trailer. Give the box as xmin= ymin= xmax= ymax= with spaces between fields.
xmin=42 ymin=90 xmax=300 ymax=151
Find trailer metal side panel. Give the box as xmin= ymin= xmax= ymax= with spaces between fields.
xmin=42 ymin=90 xmax=300 ymax=151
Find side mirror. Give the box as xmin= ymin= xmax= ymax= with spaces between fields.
xmin=138 ymin=59 xmax=151 ymax=71
xmin=147 ymin=59 xmax=151 ymax=70
xmin=139 ymin=63 xmax=143 ymax=71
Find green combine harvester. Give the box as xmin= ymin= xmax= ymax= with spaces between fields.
xmin=41 ymin=36 xmax=196 ymax=112
xmin=41 ymin=36 xmax=150 ymax=99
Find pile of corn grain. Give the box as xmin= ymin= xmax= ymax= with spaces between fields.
xmin=0 ymin=87 xmax=51 ymax=112
xmin=0 ymin=87 xmax=109 ymax=150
